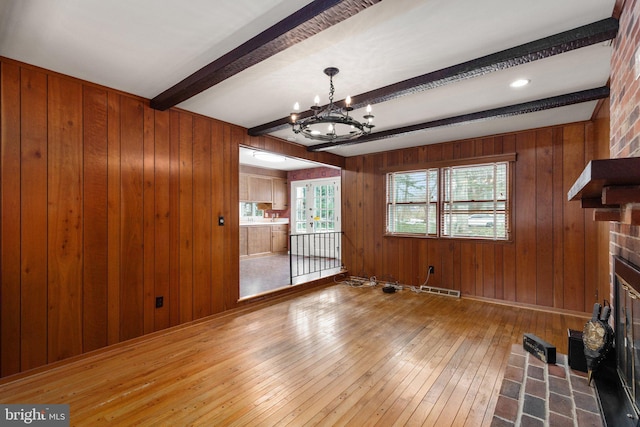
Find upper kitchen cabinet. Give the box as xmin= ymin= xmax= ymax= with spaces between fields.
xmin=248 ymin=176 xmax=273 ymax=202
xmin=272 ymin=178 xmax=288 ymax=210
xmin=239 ymin=174 xmax=249 ymax=201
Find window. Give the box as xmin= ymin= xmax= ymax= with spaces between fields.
xmin=240 ymin=202 xmax=264 ymax=219
xmin=386 ymin=169 xmax=438 ymax=236
xmin=386 ymin=161 xmax=510 ymax=240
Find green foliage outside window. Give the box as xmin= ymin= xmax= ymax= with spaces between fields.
xmin=386 ymin=162 xmax=509 ymax=240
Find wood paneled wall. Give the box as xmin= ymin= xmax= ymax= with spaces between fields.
xmin=342 ymin=122 xmax=607 ymax=313
xmin=0 ymin=58 xmax=344 ymax=378
xmin=0 ymin=55 xmax=606 ymax=377
xmin=592 ymin=100 xmax=612 ymax=306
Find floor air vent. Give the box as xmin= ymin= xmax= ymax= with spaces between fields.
xmin=418 ymin=286 xmax=460 ymax=298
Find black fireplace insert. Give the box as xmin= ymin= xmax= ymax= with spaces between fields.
xmin=602 ymin=256 xmax=640 ymax=426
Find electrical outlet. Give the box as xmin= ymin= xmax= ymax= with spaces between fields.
xmin=428 ymin=266 xmax=435 ymax=274
xmin=155 ymin=296 xmax=164 ymax=308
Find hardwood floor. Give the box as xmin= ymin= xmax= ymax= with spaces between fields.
xmin=0 ymin=283 xmax=587 ymax=426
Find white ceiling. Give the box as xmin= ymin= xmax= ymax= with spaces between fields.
xmin=239 ymin=147 xmax=330 ymax=171
xmin=0 ymin=0 xmax=615 ymax=163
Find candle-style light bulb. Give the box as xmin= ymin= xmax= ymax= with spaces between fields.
xmin=345 ymin=96 xmax=351 ymax=107
xmin=293 ymin=102 xmax=300 ymax=111
xmin=314 ymin=95 xmax=320 ymax=106
xmin=366 ymin=104 xmax=372 ymax=113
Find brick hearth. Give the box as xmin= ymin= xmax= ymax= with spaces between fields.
xmin=491 ymin=344 xmax=602 ymax=427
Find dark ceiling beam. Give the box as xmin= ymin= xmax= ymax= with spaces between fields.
xmin=150 ymin=0 xmax=381 ymax=111
xmin=248 ymin=17 xmax=618 ymax=136
xmin=307 ymin=86 xmax=610 ymax=151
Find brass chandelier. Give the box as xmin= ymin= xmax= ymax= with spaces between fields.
xmin=290 ymin=67 xmax=374 ymax=142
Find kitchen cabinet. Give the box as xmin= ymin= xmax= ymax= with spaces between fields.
xmin=247 ymin=226 xmax=271 ymax=255
xmin=239 ymin=174 xmax=249 ymax=201
xmin=272 ymin=178 xmax=288 ymax=210
xmin=239 ymin=226 xmax=248 ymax=257
xmin=248 ymin=176 xmax=273 ymax=202
xmin=271 ymin=224 xmax=288 ymax=253
xmin=241 ymin=223 xmax=289 ymax=257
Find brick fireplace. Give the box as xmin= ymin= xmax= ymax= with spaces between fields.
xmin=609 ymin=0 xmax=640 ymax=265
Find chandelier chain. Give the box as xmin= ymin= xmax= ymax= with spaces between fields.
xmin=328 ymin=76 xmax=335 ymax=105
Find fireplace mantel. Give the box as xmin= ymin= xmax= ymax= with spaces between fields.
xmin=568 ymin=157 xmax=640 ymax=224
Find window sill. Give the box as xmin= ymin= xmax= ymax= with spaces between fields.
xmin=383 ymin=233 xmax=512 ymax=243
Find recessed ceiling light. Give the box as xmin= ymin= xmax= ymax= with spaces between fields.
xmin=253 ymin=151 xmax=286 ymax=162
xmin=510 ymin=79 xmax=531 ymax=88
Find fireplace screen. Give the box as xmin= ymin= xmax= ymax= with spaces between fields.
xmin=615 ymin=257 xmax=640 ymax=414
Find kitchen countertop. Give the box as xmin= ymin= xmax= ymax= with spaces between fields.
xmin=240 ymin=219 xmax=289 ymax=227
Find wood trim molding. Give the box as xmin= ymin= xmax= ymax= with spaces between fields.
xmin=380 ymin=153 xmax=517 ymax=173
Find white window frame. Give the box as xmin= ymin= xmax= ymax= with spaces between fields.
xmin=386 ymin=160 xmax=511 ymax=241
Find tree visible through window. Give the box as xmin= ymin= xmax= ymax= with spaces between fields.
xmin=386 ymin=169 xmax=437 ymax=235
xmin=386 ymin=162 xmax=509 ymax=240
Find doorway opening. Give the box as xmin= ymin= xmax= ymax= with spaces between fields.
xmin=239 ymin=147 xmax=342 ymax=299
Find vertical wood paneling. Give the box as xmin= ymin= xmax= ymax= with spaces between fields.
xmin=562 ymin=124 xmax=586 ymax=312
xmin=354 ymin=156 xmax=366 ymax=277
xmin=106 ymin=92 xmax=121 ymax=345
xmin=535 ymin=129 xmax=554 ymax=307
xmin=193 ymin=117 xmax=212 ymax=319
xmin=434 ymin=241 xmax=450 ymax=289
xmin=583 ymin=122 xmax=598 ymax=310
xmin=514 ymin=132 xmax=537 ymax=305
xmin=502 ymin=135 xmax=517 ymax=302
xmin=168 ymin=111 xmax=180 ymax=326
xmin=20 ymin=68 xmax=49 ymax=369
xmin=47 ymin=75 xmax=83 ymax=362
xmin=552 ymin=127 xmax=565 ymax=309
xmin=154 ymin=110 xmax=171 ymax=331
xmin=460 ymin=243 xmax=476 ymax=295
xmin=222 ymin=125 xmax=242 ymax=310
xmin=397 ymin=239 xmax=414 ymax=285
xmin=475 ymin=244 xmax=484 ymax=295
xmin=178 ymin=113 xmax=193 ymax=323
xmin=482 ymin=244 xmax=495 ymax=298
xmin=143 ymin=105 xmax=156 ymax=334
xmin=211 ymin=122 xmax=226 ymax=310
xmin=119 ymin=97 xmax=144 ymax=341
xmin=82 ymin=86 xmax=108 ymax=351
xmin=372 ymin=154 xmax=385 ymax=281
xmin=0 ymin=62 xmax=22 ymax=376
xmin=347 ymin=157 xmax=365 ymax=276
xmin=494 ymin=245 xmax=504 ymax=300
xmin=341 ymin=121 xmax=602 ymax=313
xmin=342 ymin=159 xmax=356 ymax=274
xmin=591 ymin=102 xmax=611 ymax=306
xmin=362 ymin=155 xmax=376 ymax=277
